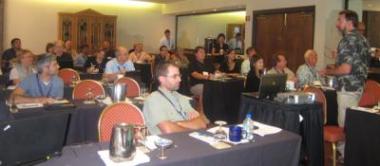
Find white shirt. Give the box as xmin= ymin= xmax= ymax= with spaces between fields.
xmin=159 ymin=36 xmax=175 ymax=51
xmin=240 ymin=58 xmax=251 ymax=75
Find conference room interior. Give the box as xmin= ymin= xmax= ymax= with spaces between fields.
xmin=0 ymin=0 xmax=379 ymax=166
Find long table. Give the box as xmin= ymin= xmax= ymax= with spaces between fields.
xmin=238 ymin=94 xmax=324 ymax=166
xmin=344 ymin=108 xmax=380 ymax=166
xmin=39 ymin=128 xmax=301 ymax=166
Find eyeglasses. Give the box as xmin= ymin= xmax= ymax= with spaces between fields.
xmin=165 ymin=74 xmax=182 ymax=79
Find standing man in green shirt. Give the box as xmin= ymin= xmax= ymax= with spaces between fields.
xmin=143 ymin=62 xmax=207 ymax=135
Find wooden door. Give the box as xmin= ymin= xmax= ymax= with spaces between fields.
xmin=254 ymin=13 xmax=284 ymax=68
xmin=283 ymin=11 xmax=314 ymax=72
xmin=363 ymin=11 xmax=380 ymax=48
xmin=253 ymin=6 xmax=315 ymax=72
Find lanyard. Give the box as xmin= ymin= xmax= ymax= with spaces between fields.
xmin=157 ymin=89 xmax=187 ymax=120
xmin=307 ymin=65 xmax=317 ymax=79
xmin=36 ymin=75 xmax=53 ymax=97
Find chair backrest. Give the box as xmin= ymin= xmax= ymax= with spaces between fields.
xmin=116 ymin=77 xmax=140 ymax=98
xmin=58 ymin=68 xmax=80 ymax=85
xmin=72 ymin=80 xmax=106 ymax=100
xmin=359 ymin=92 xmax=377 ymax=107
xmin=304 ymin=86 xmax=327 ymax=124
xmin=365 ymin=80 xmax=380 ymax=100
xmin=98 ymin=102 xmax=145 ymax=142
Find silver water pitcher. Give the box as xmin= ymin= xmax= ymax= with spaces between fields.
xmin=109 ymin=123 xmax=136 ymax=162
xmin=112 ymin=83 xmax=126 ymax=102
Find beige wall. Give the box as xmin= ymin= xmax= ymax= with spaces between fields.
xmin=162 ymin=0 xmax=245 ymax=15
xmin=3 ymin=0 xmax=175 ymax=53
xmin=177 ymin=11 xmax=245 ymax=49
xmin=245 ymin=0 xmax=344 ymax=69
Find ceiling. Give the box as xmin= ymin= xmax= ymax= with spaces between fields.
xmin=133 ymin=0 xmax=186 ymax=4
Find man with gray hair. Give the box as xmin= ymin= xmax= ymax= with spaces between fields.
xmin=103 ymin=46 xmax=135 ymax=82
xmin=296 ymin=49 xmax=321 ymax=87
xmin=10 ymin=54 xmax=64 ymax=104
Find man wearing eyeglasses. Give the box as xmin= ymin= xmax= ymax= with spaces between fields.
xmin=143 ymin=62 xmax=207 ymax=135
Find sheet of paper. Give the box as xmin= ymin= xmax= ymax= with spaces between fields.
xmin=97 ymin=149 xmax=150 ymax=166
xmin=207 ymin=121 xmax=282 ymax=137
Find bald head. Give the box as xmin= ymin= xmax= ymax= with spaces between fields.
xmin=116 ymin=46 xmax=129 ymax=64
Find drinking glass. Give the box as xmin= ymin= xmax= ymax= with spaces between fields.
xmin=213 ymin=120 xmax=227 ymax=141
xmin=154 ymin=138 xmax=173 ymax=160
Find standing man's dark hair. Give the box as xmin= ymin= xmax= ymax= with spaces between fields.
xmin=164 ymin=29 xmax=170 ymax=34
xmin=339 ymin=10 xmax=359 ymax=28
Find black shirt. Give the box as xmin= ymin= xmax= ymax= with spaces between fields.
xmin=154 ymin=54 xmax=168 ymax=66
xmin=213 ymin=43 xmax=229 ymax=54
xmin=1 ymin=48 xmax=17 ymax=74
xmin=104 ymin=48 xmax=115 ymax=62
xmin=220 ymin=60 xmax=241 ymax=73
xmin=57 ymin=52 xmax=74 ymax=69
xmin=84 ymin=57 xmax=106 ymax=73
xmin=245 ymin=70 xmax=261 ymax=92
xmin=189 ymin=60 xmax=215 ymax=86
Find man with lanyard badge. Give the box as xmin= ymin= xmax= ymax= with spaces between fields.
xmin=10 ymin=54 xmax=64 ymax=104
xmin=143 ymin=62 xmax=207 ymax=135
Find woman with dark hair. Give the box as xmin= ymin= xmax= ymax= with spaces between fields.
xmin=220 ymin=49 xmax=241 ymax=74
xmin=212 ymin=33 xmax=229 ymax=56
xmin=245 ymin=55 xmax=265 ymax=92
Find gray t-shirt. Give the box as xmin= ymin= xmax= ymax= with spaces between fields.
xmin=18 ymin=74 xmax=64 ymax=99
xmin=143 ymin=87 xmax=194 ymax=135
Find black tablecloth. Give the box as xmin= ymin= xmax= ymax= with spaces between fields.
xmin=134 ymin=63 xmax=152 ymax=87
xmin=203 ymin=79 xmax=245 ymax=124
xmin=39 ymin=129 xmax=301 ymax=166
xmin=238 ymin=95 xmax=324 ymax=166
xmin=344 ymin=108 xmax=380 ymax=166
xmin=80 ymin=73 xmax=103 ymax=80
xmin=4 ymin=101 xmax=105 ymax=145
xmin=323 ymin=89 xmax=338 ymax=125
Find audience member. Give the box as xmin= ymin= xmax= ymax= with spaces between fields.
xmin=220 ymin=49 xmax=241 ymax=74
xmin=103 ymin=46 xmax=135 ymax=82
xmin=240 ymin=47 xmax=257 ymax=75
xmin=143 ymin=62 xmax=206 ymax=134
xmin=1 ymin=38 xmax=22 ymax=74
xmin=10 ymin=54 xmax=63 ymax=104
xmin=296 ymin=49 xmax=321 ymax=87
xmin=267 ymin=52 xmax=296 ymax=81
xmin=54 ymin=40 xmax=74 ymax=69
xmin=84 ymin=50 xmax=106 ymax=74
xmin=129 ymin=43 xmax=153 ymax=63
xmin=9 ymin=49 xmax=36 ymax=85
xmin=189 ymin=46 xmax=215 ymax=96
xmin=159 ymin=29 xmax=175 ymax=51
xmin=245 ymin=55 xmax=264 ymax=92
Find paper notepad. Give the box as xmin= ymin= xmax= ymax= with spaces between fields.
xmin=97 ymin=149 xmax=150 ymax=166
xmin=16 ymin=103 xmax=44 ymax=109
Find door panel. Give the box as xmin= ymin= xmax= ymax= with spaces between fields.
xmin=255 ymin=13 xmax=284 ymax=68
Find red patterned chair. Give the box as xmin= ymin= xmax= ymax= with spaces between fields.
xmin=98 ymin=102 xmax=145 ymax=142
xmin=72 ymin=80 xmax=105 ymax=100
xmin=304 ymin=86 xmax=345 ymax=166
xmin=115 ymin=77 xmax=141 ymax=98
xmin=58 ymin=68 xmax=80 ymax=86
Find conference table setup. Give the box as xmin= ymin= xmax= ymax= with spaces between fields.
xmin=344 ymin=106 xmax=380 ymax=166
xmin=1 ymin=61 xmax=380 ymax=166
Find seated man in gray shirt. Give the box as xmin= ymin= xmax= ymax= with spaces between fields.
xmin=10 ymin=54 xmax=64 ymax=104
xmin=143 ymin=62 xmax=207 ymax=135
